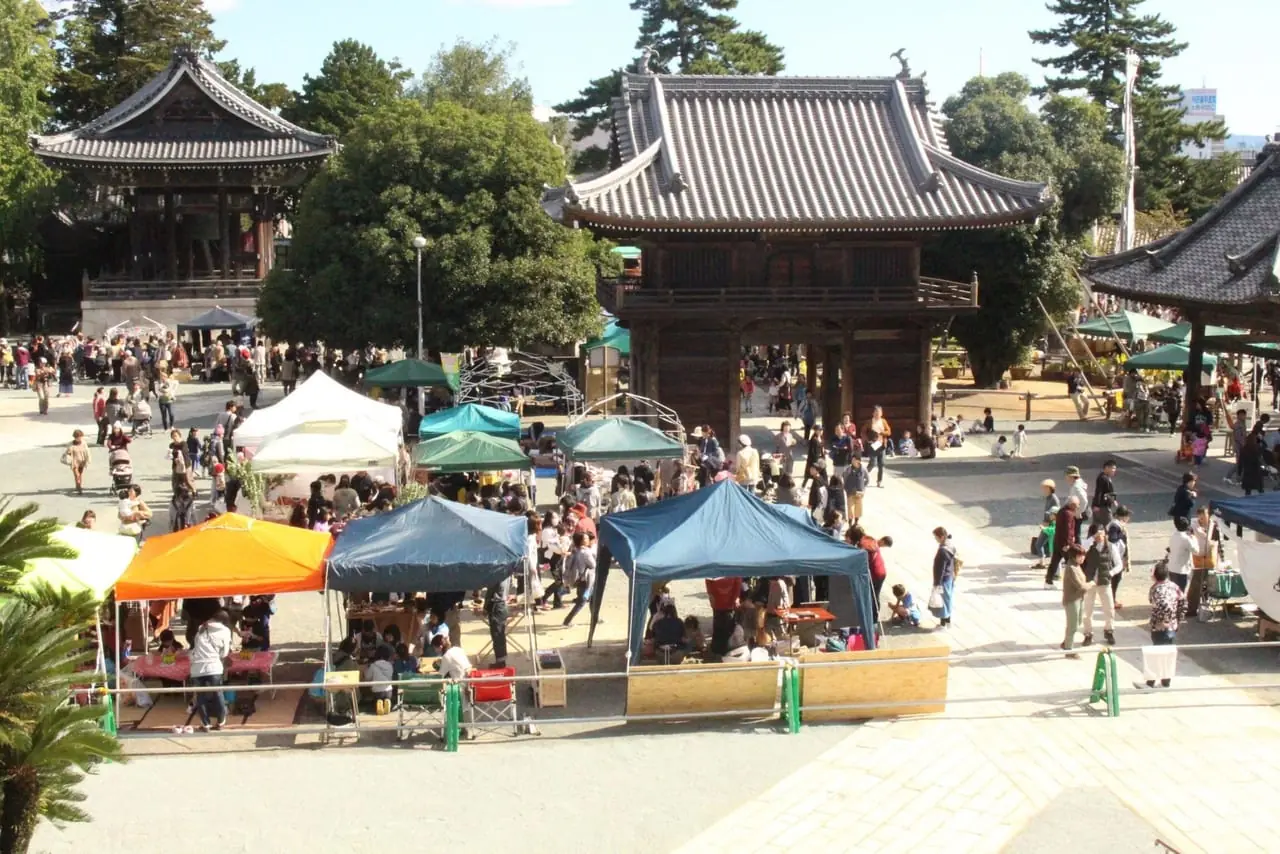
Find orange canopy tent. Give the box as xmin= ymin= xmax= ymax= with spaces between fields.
xmin=115 ymin=514 xmax=333 ymax=601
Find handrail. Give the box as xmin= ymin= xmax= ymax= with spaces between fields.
xmin=597 ymin=279 xmax=976 ymax=313
xmin=87 ymin=277 xmax=264 ymax=301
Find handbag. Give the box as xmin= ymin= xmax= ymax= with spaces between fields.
xmin=928 ymin=585 xmax=945 ymax=610
xmin=59 ymin=448 xmax=72 ymax=466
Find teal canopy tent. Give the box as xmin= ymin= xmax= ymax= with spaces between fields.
xmin=412 ymin=431 xmax=531 ymax=473
xmin=1074 ymin=311 xmax=1173 ymax=342
xmin=558 ymin=417 xmax=685 ymax=462
xmin=1148 ymin=322 xmax=1247 ymax=346
xmin=1126 ymin=344 xmax=1219 ymax=371
xmin=418 ymin=403 xmax=520 ymax=440
xmin=583 ymin=319 xmax=631 ymax=357
xmin=364 ymin=358 xmax=460 ymax=392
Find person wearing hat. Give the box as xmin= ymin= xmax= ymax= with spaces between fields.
xmin=1046 ymin=496 xmax=1082 ymax=586
xmin=1064 ymin=465 xmax=1089 ymax=542
xmin=734 ymin=435 xmax=760 ymax=488
xmin=32 ymin=357 xmax=56 ymax=415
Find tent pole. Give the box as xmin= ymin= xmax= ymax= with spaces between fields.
xmin=524 ymin=555 xmax=534 ymax=662
xmin=322 ymin=575 xmax=332 ymax=672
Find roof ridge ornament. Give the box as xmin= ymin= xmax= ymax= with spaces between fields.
xmin=890 ymin=49 xmax=911 ymax=79
xmin=636 ymin=45 xmax=658 ymax=76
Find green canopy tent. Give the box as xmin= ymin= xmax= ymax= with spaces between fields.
xmin=1125 ymin=344 xmax=1219 ymax=371
xmin=558 ymin=417 xmax=686 ymax=462
xmin=364 ymin=358 xmax=460 ymax=392
xmin=583 ymin=319 xmax=631 ymax=357
xmin=1203 ymin=335 xmax=1280 ymax=359
xmin=413 ymin=430 xmax=532 ymax=473
xmin=1075 ymin=311 xmax=1173 ymax=342
xmin=417 ymin=403 xmax=520 ymax=441
xmin=1148 ymin=322 xmax=1247 ymax=346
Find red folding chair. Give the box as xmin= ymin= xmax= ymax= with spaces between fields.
xmin=465 ymin=667 xmax=518 ymax=738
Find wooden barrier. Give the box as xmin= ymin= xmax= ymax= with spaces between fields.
xmin=625 ymin=662 xmax=781 ymax=719
xmin=797 ymin=644 xmax=949 ymax=721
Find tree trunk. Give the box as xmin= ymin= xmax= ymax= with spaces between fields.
xmin=969 ymin=355 xmax=1008 ymax=389
xmin=1 ymin=772 xmax=40 ymax=854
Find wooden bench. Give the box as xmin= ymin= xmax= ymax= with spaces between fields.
xmin=797 ymin=644 xmax=950 ymax=721
xmin=626 ymin=661 xmax=781 ymax=719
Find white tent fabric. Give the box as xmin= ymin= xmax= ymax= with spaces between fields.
xmin=250 ymin=419 xmax=400 ymax=475
xmin=235 ymin=371 xmax=402 ymax=448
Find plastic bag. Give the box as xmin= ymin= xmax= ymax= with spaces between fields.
xmin=928 ymin=585 xmax=945 ymax=610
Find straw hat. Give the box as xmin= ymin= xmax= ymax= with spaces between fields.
xmin=1040 ymin=479 xmax=1056 ymax=490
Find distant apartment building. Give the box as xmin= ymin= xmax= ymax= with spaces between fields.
xmin=1180 ymin=88 xmax=1226 ymax=160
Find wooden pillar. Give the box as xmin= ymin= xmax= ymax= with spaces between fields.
xmin=643 ymin=323 xmax=661 ymax=400
xmin=917 ymin=324 xmax=933 ymax=429
xmin=1184 ymin=317 xmax=1206 ymax=432
xmin=822 ymin=346 xmax=840 ymax=432
xmin=841 ymin=328 xmax=855 ymax=421
xmin=127 ymin=194 xmax=143 ymax=278
xmin=726 ymin=328 xmax=741 ymax=445
xmin=254 ymin=194 xmax=275 ymax=279
xmin=218 ymin=188 xmax=231 ymax=280
xmin=164 ymin=191 xmax=178 ymax=281
xmin=230 ymin=207 xmax=243 ymax=278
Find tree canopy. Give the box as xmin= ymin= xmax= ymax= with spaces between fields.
xmin=282 ymin=39 xmax=410 ymax=139
xmin=0 ymin=0 xmax=56 ymax=334
xmin=555 ymin=0 xmax=783 ymax=172
xmin=257 ymin=79 xmax=611 ymax=351
xmin=410 ymin=39 xmax=531 ymax=116
xmin=924 ymin=73 xmax=1124 ymax=386
xmin=1030 ymin=0 xmax=1235 ymax=218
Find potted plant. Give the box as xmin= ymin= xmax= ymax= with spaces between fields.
xmin=939 ymin=357 xmax=962 ymax=380
xmin=1009 ymin=347 xmax=1035 ymax=381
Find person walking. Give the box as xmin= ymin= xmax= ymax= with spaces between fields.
xmin=1081 ymin=524 xmax=1117 ymax=646
xmin=63 ymin=430 xmax=91 ymax=495
xmin=56 ymin=348 xmax=75 ymax=397
xmin=842 ymin=456 xmax=868 ymax=526
xmin=484 ymin=575 xmax=511 ymax=668
xmin=1107 ymin=506 xmax=1133 ymax=608
xmin=930 ymin=526 xmax=957 ymax=628
xmin=773 ymin=421 xmax=798 ymax=481
xmin=1092 ymin=459 xmax=1118 ymax=527
xmin=32 ymin=358 xmax=55 ymax=415
xmin=1187 ymin=505 xmax=1222 ymax=618
xmin=1064 ymin=466 xmax=1089 ymax=541
xmin=734 ymin=435 xmax=760 ymax=488
xmin=156 ymin=371 xmax=178 ymax=430
xmin=561 ymin=531 xmax=597 ymax=627
xmin=1169 ymin=472 xmax=1197 ymax=521
xmin=1165 ymin=516 xmax=1197 ymax=594
xmin=798 ymin=393 xmax=819 ymax=441
xmin=1135 ymin=562 xmax=1187 ymax=690
xmin=1045 ymin=496 xmax=1081 ymax=586
xmin=1060 ymin=544 xmax=1090 ymax=658
xmin=190 ymin=609 xmax=232 ymax=731
xmin=92 ymin=387 xmax=109 ymax=445
xmin=865 ymin=406 xmax=891 ymax=488
xmin=801 ymin=425 xmax=825 ymax=488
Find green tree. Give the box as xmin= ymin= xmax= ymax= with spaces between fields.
xmin=216 ymin=60 xmax=294 ymax=113
xmin=555 ymin=1 xmax=783 ymax=172
xmin=410 ymin=39 xmax=531 ymax=116
xmin=924 ymin=73 xmax=1124 ymax=386
xmin=0 ymin=0 xmax=56 ymax=334
xmin=282 ymin=39 xmax=410 ymax=139
xmin=51 ymin=0 xmax=224 ymax=127
xmin=0 ymin=499 xmax=122 ymax=854
xmin=1029 ymin=0 xmax=1235 ymax=216
xmin=257 ymin=93 xmax=611 ymax=351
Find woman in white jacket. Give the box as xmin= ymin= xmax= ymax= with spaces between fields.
xmin=190 ymin=609 xmax=232 ymax=731
xmin=1164 ymin=516 xmax=1197 ymax=594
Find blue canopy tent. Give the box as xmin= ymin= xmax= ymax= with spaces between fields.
xmin=327 ymin=497 xmax=525 ymax=592
xmin=590 ymin=481 xmax=876 ymax=661
xmin=1211 ymin=493 xmax=1280 ymax=540
xmin=418 ymin=403 xmax=521 ymax=441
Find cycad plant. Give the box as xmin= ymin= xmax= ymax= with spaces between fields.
xmin=0 ymin=498 xmax=122 ymax=854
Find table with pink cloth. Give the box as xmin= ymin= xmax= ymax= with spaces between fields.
xmin=126 ymin=651 xmax=279 ymax=696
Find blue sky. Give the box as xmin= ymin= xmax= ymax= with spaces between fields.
xmin=207 ymin=0 xmax=1278 ymax=136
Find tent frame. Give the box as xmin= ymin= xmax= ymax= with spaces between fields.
xmin=458 ymin=350 xmax=585 ymax=418
xmin=573 ymin=392 xmax=686 ymax=444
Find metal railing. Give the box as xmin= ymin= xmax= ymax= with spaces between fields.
xmin=86 ymin=277 xmax=264 ymax=301
xmin=597 ymin=275 xmax=976 ymax=315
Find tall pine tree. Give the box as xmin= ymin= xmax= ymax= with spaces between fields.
xmin=555 ymin=0 xmax=783 ymax=173
xmin=51 ymin=0 xmax=224 ymax=127
xmin=1030 ymin=0 xmax=1235 ymax=218
xmin=282 ymin=39 xmax=410 ymax=138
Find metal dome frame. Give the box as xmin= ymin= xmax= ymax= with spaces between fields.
xmin=457 ymin=350 xmax=585 ymax=417
xmin=571 ymin=392 xmax=686 ymax=443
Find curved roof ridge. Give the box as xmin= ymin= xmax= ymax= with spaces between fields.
xmin=925 ymin=145 xmax=1050 ymax=201
xmin=890 ymin=79 xmax=937 ymax=192
xmin=566 ymin=137 xmax=663 ymax=202
xmin=1148 ymin=151 xmax=1280 ymax=265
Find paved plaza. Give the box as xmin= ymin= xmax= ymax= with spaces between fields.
xmin=4 ymin=380 xmax=1279 ymax=853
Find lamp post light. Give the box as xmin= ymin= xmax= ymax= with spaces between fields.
xmin=412 ymin=235 xmax=427 ymax=415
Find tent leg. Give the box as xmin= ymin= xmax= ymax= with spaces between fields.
xmin=524 ymin=561 xmax=534 ymax=662
xmin=322 ymin=581 xmax=333 ymax=671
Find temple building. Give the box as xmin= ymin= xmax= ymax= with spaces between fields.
xmin=545 ymin=67 xmax=1052 ymax=442
xmin=1084 ymin=137 xmax=1280 ymax=423
xmin=32 ymin=48 xmax=337 ymax=337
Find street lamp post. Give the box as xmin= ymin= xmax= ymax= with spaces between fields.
xmin=412 ymin=235 xmax=427 ymax=414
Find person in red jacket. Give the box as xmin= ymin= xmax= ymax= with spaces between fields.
xmin=704 ymin=577 xmax=742 ymax=657
xmin=859 ymin=533 xmax=893 ymax=614
xmin=1045 ymin=496 xmax=1082 ymax=587
xmin=92 ymin=387 xmax=108 ymax=445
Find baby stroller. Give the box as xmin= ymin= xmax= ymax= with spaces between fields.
xmin=130 ymin=398 xmax=153 ymax=438
xmin=109 ymin=448 xmax=133 ymax=491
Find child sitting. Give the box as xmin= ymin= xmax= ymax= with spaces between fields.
xmin=1190 ymin=424 xmax=1211 ymax=466
xmin=682 ymin=616 xmax=706 ymax=654
xmin=992 ymin=435 xmax=1011 ymax=460
xmin=898 ymin=432 xmax=918 ymax=457
xmin=981 ymin=407 xmax=995 ymax=433
xmin=157 ymin=629 xmax=183 ymax=656
xmin=888 ymin=584 xmax=921 ymax=627
xmin=393 ymin=642 xmax=419 ymax=676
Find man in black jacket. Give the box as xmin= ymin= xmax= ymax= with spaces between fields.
xmin=1092 ymin=460 xmax=1118 ymax=526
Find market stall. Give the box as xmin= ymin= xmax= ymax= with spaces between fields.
xmin=176 ymin=306 xmax=258 ymax=335
xmin=418 ymin=403 xmax=521 ymax=441
xmin=251 ymin=418 xmax=399 ymax=479
xmin=363 ymin=358 xmax=460 ymax=393
xmin=1209 ymin=494 xmax=1280 ymax=637
xmin=412 ymin=431 xmax=531 ymax=474
xmin=234 ymin=370 xmax=402 ymax=450
xmin=558 ymin=416 xmax=685 ymax=462
xmin=1149 ymin=323 xmax=1247 ymax=346
xmin=1075 ymin=310 xmax=1173 ymax=343
xmin=1125 ymin=344 xmax=1219 ymax=371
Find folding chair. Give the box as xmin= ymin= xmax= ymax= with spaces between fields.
xmin=396 ymin=673 xmax=445 ymax=742
xmin=465 ymin=667 xmax=518 ymax=738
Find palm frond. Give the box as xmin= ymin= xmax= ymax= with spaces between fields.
xmin=0 ymin=497 xmax=79 ymax=595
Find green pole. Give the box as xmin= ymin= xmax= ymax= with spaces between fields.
xmin=780 ymin=669 xmax=791 ymax=729
xmin=445 ymin=684 xmax=461 ymax=752
xmin=1089 ymin=651 xmax=1108 ymax=704
xmin=1106 ymin=651 xmax=1120 ymax=718
xmin=792 ymin=667 xmax=802 ymax=733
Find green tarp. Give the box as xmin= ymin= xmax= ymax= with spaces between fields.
xmin=558 ymin=417 xmax=685 ymax=462
xmin=1075 ymin=310 xmax=1173 ymax=342
xmin=583 ymin=319 xmax=631 ymax=356
xmin=1148 ymin=322 xmax=1247 ymax=346
xmin=1125 ymin=344 xmax=1219 ymax=371
xmin=418 ymin=403 xmax=520 ymax=441
xmin=364 ymin=358 xmax=459 ymax=392
xmin=413 ymin=430 xmax=531 ymax=473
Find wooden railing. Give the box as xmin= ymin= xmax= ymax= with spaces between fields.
xmin=597 ymin=275 xmax=977 ymax=315
xmin=85 ymin=277 xmax=265 ymax=301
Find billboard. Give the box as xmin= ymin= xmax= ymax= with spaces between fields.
xmin=1182 ymin=88 xmax=1218 ymax=118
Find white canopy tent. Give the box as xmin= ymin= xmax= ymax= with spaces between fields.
xmin=235 ymin=371 xmax=402 ymax=449
xmin=250 ymin=419 xmax=400 ymax=475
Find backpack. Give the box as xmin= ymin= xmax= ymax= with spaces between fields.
xmin=171 ymin=450 xmax=187 ymax=476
